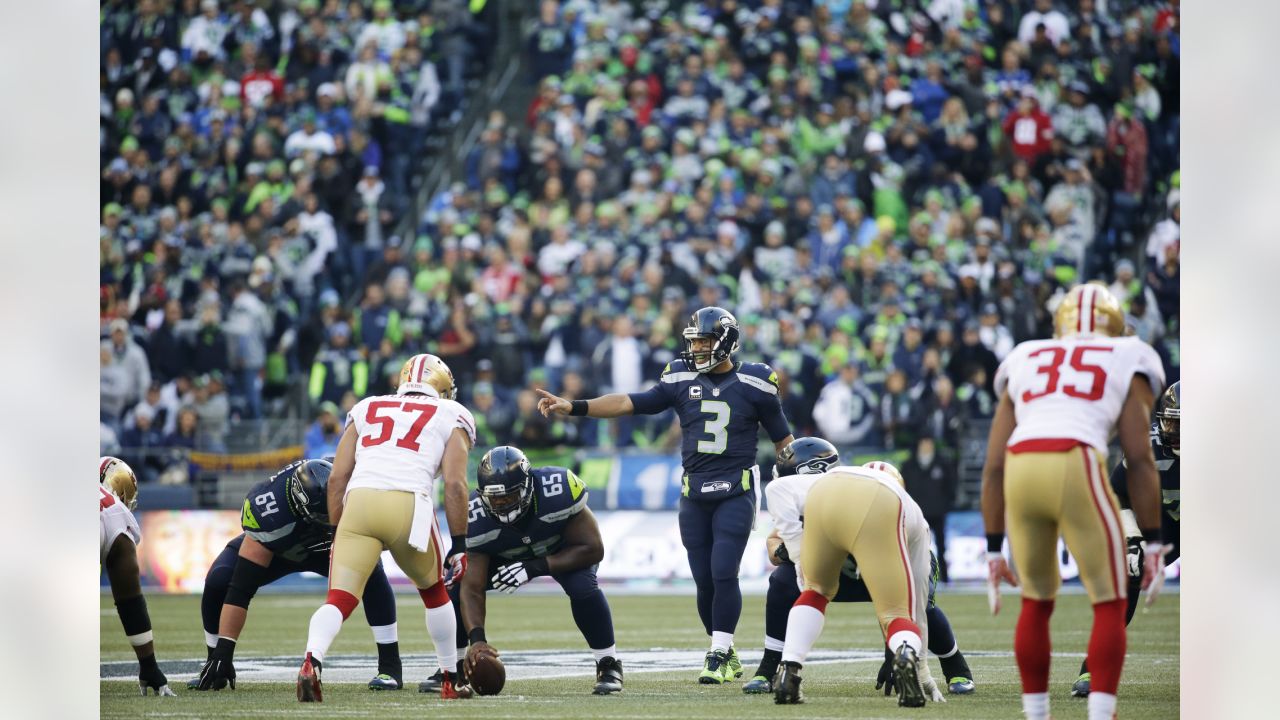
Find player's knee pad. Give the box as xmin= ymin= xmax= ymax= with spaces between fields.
xmin=556 ymin=568 xmax=600 ymax=600
xmin=326 ymin=588 xmax=361 ymax=618
xmin=417 ymin=581 xmax=450 ymax=609
xmin=225 ymin=558 xmax=271 ymax=609
xmin=115 ymin=594 xmax=153 ymax=646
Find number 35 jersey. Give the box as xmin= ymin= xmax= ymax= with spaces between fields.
xmin=466 ymin=466 xmax=588 ymax=563
xmin=345 ymin=393 xmax=477 ymax=497
xmin=995 ymin=336 xmax=1165 ymax=455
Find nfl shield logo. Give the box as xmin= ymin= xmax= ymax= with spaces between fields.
xmin=690 ymin=386 xmax=703 ymax=399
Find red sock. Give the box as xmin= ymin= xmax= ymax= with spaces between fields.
xmin=1014 ymin=598 xmax=1055 ymax=693
xmin=795 ymin=590 xmax=829 ymax=613
xmin=1087 ymin=598 xmax=1128 ymax=694
xmin=325 ymin=589 xmax=359 ymax=620
xmin=418 ymin=581 xmax=450 ymax=609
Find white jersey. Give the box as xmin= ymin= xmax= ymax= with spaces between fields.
xmin=995 ymin=335 xmax=1165 ymax=455
xmin=345 ymin=393 xmax=477 ymax=497
xmin=99 ymin=486 xmax=141 ymax=564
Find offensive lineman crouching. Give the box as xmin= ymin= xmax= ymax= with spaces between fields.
xmin=458 ymin=446 xmax=624 ymax=695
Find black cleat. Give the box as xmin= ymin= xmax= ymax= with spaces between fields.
xmin=773 ymin=661 xmax=804 ymax=704
xmin=419 ymin=661 xmax=466 ymax=693
xmin=297 ymin=653 xmax=322 ymax=703
xmin=893 ymin=643 xmax=925 ymax=708
xmin=593 ymin=657 xmax=624 ymax=694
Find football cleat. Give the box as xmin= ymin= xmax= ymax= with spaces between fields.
xmin=743 ymin=675 xmax=774 ymax=694
xmin=1071 ymin=672 xmax=1092 ymax=697
xmin=725 ymin=647 xmax=744 ymax=680
xmin=698 ymin=650 xmax=729 ymax=684
xmin=297 ymin=653 xmax=322 ymax=703
xmin=418 ymin=661 xmax=466 ymax=693
xmin=773 ymin=661 xmax=804 ymax=704
xmin=948 ymin=677 xmax=976 ymax=694
xmin=593 ymin=657 xmax=624 ymax=695
xmin=186 ymin=676 xmax=201 ymax=690
xmin=440 ymin=670 xmax=464 ymax=700
xmin=368 ymin=673 xmax=400 ymax=690
xmin=893 ymin=643 xmax=926 ymax=708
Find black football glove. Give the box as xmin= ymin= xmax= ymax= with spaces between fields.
xmin=774 ymin=541 xmax=791 ymax=565
xmin=195 ymin=638 xmax=237 ymax=690
xmin=875 ymin=646 xmax=895 ymax=696
xmin=138 ymin=656 xmax=177 ymax=696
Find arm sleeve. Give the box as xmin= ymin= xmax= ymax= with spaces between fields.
xmin=1109 ymin=460 xmax=1132 ymax=509
xmin=759 ymin=390 xmax=792 ymax=442
xmin=628 ymin=384 xmax=671 ymax=415
xmin=766 ymin=481 xmax=805 ymax=563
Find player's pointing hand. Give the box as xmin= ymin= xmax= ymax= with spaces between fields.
xmin=535 ymin=388 xmax=571 ymax=417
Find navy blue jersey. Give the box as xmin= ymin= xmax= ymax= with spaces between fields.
xmin=465 ymin=466 xmax=588 ymax=563
xmin=629 ymin=359 xmax=792 ymax=500
xmin=1110 ymin=423 xmax=1180 ymax=556
xmin=240 ymin=466 xmax=332 ymax=564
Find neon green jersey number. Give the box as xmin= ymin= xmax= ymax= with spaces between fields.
xmin=697 ymin=400 xmax=731 ymax=454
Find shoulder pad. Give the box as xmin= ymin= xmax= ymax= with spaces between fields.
xmin=663 ymin=359 xmax=690 ymax=375
xmin=737 ymin=362 xmax=780 ymax=395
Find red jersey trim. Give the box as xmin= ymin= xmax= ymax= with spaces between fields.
xmin=1007 ymin=438 xmax=1087 ymax=454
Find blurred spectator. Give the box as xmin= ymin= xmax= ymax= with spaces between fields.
xmin=1003 ymin=88 xmax=1054 ymax=165
xmin=878 ymin=369 xmax=920 ymax=451
xmin=948 ymin=322 xmax=999 ymax=393
xmin=183 ymin=305 xmax=231 ymax=377
xmin=309 ymin=321 xmax=366 ymax=406
xmin=901 ymin=436 xmax=958 ymax=582
xmin=103 ymin=317 xmax=151 ymax=410
xmin=101 ymin=347 xmax=131 ymax=429
xmin=165 ymin=406 xmax=200 ymax=451
xmin=813 ymin=362 xmax=879 ymax=447
xmin=303 ymin=401 xmax=344 ymax=460
xmin=193 ymin=373 xmax=230 ymax=452
xmin=919 ymin=375 xmax=964 ymax=456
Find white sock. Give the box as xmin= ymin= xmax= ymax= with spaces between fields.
xmin=204 ymin=631 xmax=219 ymax=650
xmin=781 ymin=605 xmax=825 ymax=664
xmin=371 ymin=622 xmax=398 ymax=644
xmin=426 ymin=602 xmax=459 ymax=671
xmin=1088 ymin=691 xmax=1117 ymax=720
xmin=1022 ymin=691 xmax=1050 ymax=720
xmin=592 ymin=644 xmax=617 ymax=662
xmin=710 ymin=631 xmax=733 ymax=653
xmin=306 ymin=603 xmax=345 ymax=663
xmin=888 ymin=629 xmax=923 ymax=655
xmin=764 ymin=635 xmax=785 ymax=652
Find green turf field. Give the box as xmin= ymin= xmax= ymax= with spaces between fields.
xmin=101 ymin=589 xmax=1178 ymax=719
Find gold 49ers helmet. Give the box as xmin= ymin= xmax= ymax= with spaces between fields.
xmin=100 ymin=456 xmax=138 ymax=510
xmin=1053 ymin=282 xmax=1126 ymax=338
xmin=862 ymin=460 xmax=905 ymax=489
xmin=397 ymin=353 xmax=457 ymax=400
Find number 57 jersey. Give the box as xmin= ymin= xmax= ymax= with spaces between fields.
xmin=346 ymin=393 xmax=478 ymax=497
xmin=995 ymin=335 xmax=1165 ymax=456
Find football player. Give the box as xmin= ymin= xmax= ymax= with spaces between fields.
xmin=296 ymin=354 xmax=474 ymax=702
xmin=100 ymin=457 xmax=176 ymax=697
xmin=538 ymin=307 xmax=793 ymax=683
xmin=742 ymin=439 xmax=975 ymax=697
xmin=1071 ymin=380 xmax=1180 ymax=696
xmin=190 ymin=458 xmax=403 ymax=691
xmin=455 ymin=446 xmax=624 ymax=695
xmin=982 ymin=284 xmax=1166 ymax=720
xmin=764 ymin=452 xmax=945 ymax=706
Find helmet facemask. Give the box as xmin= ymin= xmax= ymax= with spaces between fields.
xmin=480 ymin=475 xmax=534 ymax=525
xmin=682 ymin=330 xmax=727 ymax=373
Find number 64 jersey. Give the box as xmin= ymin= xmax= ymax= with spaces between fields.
xmin=995 ymin=335 xmax=1165 ymax=455
xmin=345 ymin=393 xmax=478 ymax=498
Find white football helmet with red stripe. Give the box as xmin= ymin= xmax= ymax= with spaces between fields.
xmin=397 ymin=353 xmax=458 ymax=400
xmin=1053 ymin=282 xmax=1125 ymax=339
xmin=862 ymin=460 xmax=905 ymax=489
xmin=100 ymin=456 xmax=138 ymax=510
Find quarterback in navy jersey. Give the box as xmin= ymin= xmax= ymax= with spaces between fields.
xmin=191 ymin=459 xmax=403 ymax=691
xmin=538 ymin=307 xmax=794 ymax=683
xmin=1073 ymin=382 xmax=1180 ymax=697
xmin=450 ymin=446 xmax=623 ymax=696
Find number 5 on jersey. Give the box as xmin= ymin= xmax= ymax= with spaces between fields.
xmin=361 ymin=400 xmax=439 ymax=451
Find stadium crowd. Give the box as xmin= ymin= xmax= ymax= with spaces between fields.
xmin=100 ymin=0 xmax=1180 ymax=492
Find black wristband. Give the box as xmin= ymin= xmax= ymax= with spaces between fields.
xmin=570 ymin=399 xmax=589 ymax=416
xmin=1141 ymin=528 xmax=1162 ymax=544
xmin=449 ymin=535 xmax=467 ymax=557
xmin=213 ymin=636 xmax=236 ymax=657
xmin=986 ymin=533 xmax=1004 ymax=553
xmin=469 ymin=627 xmax=487 ymax=644
xmin=526 ymin=556 xmax=551 ymax=579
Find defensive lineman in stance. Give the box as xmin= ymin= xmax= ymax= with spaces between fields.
xmin=1072 ymin=380 xmax=1181 ymax=696
xmin=457 ymin=446 xmax=624 ymax=695
xmin=743 ymin=439 xmax=974 ymax=696
xmin=983 ymin=283 xmax=1167 ymax=720
xmin=538 ymin=307 xmax=793 ymax=683
xmin=765 ymin=453 xmax=945 ymax=706
xmin=192 ymin=459 xmax=403 ymax=691
xmin=297 ymin=354 xmax=474 ymax=702
xmin=100 ymin=457 xmax=175 ymax=696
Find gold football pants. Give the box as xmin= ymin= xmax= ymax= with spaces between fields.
xmin=329 ymin=488 xmax=443 ymax=596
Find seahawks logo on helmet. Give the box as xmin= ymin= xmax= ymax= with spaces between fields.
xmin=773 ymin=437 xmax=840 ymax=481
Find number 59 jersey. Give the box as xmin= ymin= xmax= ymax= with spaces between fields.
xmin=346 ymin=393 xmax=478 ymax=497
xmin=995 ymin=336 xmax=1165 ymax=456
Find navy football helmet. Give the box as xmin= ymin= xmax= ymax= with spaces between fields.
xmin=284 ymin=459 xmax=333 ymax=525
xmin=477 ymin=446 xmax=535 ymax=525
xmin=773 ymin=437 xmax=840 ymax=481
xmin=681 ymin=306 xmax=741 ymax=373
xmin=1156 ymin=381 xmax=1180 ymax=451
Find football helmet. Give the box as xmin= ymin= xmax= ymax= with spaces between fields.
xmin=681 ymin=306 xmax=741 ymax=373
xmin=1155 ymin=380 xmax=1180 ymax=451
xmin=398 ymin=353 xmax=458 ymax=400
xmin=100 ymin=456 xmax=138 ymax=510
xmin=773 ymin=437 xmax=840 ymax=481
xmin=1053 ymin=283 xmax=1125 ymax=338
xmin=863 ymin=460 xmax=905 ymax=488
xmin=477 ymin=446 xmax=535 ymax=525
xmin=283 ymin=459 xmax=334 ymax=526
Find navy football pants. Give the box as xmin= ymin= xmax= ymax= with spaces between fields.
xmin=449 ymin=564 xmax=615 ymax=651
xmin=678 ymin=492 xmax=756 ymax=636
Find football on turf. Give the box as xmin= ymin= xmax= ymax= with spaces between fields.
xmin=469 ymin=653 xmax=506 ymax=696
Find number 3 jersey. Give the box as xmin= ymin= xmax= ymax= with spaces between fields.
xmin=628 ymin=359 xmax=792 ymax=501
xmin=466 ymin=466 xmax=588 ymax=563
xmin=994 ymin=336 xmax=1165 ymax=455
xmin=345 ymin=393 xmax=477 ymax=497
xmin=241 ymin=462 xmax=332 ymax=563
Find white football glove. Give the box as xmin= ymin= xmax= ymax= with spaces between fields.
xmin=1142 ymin=542 xmax=1174 ymax=608
xmin=491 ymin=563 xmax=532 ymax=594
